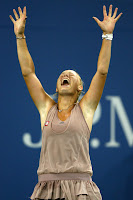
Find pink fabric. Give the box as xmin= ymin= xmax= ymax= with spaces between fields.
xmin=38 ymin=173 xmax=92 ymax=182
xmin=30 ymin=103 xmax=102 ymax=200
xmin=30 ymin=179 xmax=102 ymax=200
xmin=37 ymin=103 xmax=93 ymax=175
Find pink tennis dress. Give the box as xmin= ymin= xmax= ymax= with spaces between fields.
xmin=30 ymin=103 xmax=102 ymax=200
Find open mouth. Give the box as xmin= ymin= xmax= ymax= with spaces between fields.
xmin=61 ymin=78 xmax=70 ymax=86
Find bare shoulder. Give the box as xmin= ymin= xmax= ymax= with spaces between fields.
xmin=79 ymin=101 xmax=95 ymax=133
xmin=39 ymin=101 xmax=56 ymax=132
xmin=78 ymin=71 xmax=107 ymax=132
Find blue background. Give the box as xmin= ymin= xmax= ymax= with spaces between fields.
xmin=0 ymin=0 xmax=133 ymax=200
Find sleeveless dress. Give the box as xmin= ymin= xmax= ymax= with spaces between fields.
xmin=30 ymin=103 xmax=102 ymax=200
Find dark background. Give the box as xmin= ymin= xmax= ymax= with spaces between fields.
xmin=0 ymin=0 xmax=133 ymax=200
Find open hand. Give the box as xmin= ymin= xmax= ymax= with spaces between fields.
xmin=93 ymin=5 xmax=123 ymax=34
xmin=9 ymin=6 xmax=27 ymax=37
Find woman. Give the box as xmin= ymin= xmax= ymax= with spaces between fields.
xmin=9 ymin=5 xmax=122 ymax=200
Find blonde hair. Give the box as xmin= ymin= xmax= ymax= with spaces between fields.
xmin=75 ymin=71 xmax=84 ymax=102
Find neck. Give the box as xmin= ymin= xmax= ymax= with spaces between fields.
xmin=57 ymin=94 xmax=77 ymax=111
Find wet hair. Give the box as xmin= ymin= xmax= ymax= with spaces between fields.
xmin=72 ymin=70 xmax=84 ymax=102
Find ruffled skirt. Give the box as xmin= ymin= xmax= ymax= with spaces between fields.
xmin=30 ymin=179 xmax=102 ymax=200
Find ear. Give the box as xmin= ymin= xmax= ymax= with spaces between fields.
xmin=56 ymin=88 xmax=58 ymax=92
xmin=78 ymin=85 xmax=83 ymax=92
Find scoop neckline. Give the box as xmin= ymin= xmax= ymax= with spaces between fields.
xmin=56 ymin=110 xmax=71 ymax=122
xmin=51 ymin=103 xmax=77 ymax=134
xmin=56 ymin=103 xmax=77 ymax=122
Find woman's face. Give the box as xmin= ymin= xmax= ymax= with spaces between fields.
xmin=56 ymin=70 xmax=82 ymax=96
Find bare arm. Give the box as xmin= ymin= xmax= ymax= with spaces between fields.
xmin=80 ymin=38 xmax=111 ymax=113
xmin=9 ymin=6 xmax=55 ymax=114
xmin=16 ymin=33 xmax=35 ymax=76
xmin=80 ymin=5 xmax=122 ymax=114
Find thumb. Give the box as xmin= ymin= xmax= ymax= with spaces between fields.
xmin=92 ymin=17 xmax=101 ymax=25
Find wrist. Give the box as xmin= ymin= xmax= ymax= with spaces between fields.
xmin=103 ymin=31 xmax=113 ymax=35
xmin=102 ymin=33 xmax=113 ymax=41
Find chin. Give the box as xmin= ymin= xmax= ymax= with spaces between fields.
xmin=59 ymin=90 xmax=76 ymax=97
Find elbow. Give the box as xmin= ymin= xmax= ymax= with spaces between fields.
xmin=97 ymin=68 xmax=108 ymax=76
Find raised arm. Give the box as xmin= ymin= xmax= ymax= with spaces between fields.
xmin=9 ymin=7 xmax=56 ymax=115
xmin=80 ymin=5 xmax=122 ymax=115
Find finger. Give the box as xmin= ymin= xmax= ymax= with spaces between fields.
xmin=13 ymin=9 xmax=19 ymax=20
xmin=103 ymin=5 xmax=107 ymax=19
xmin=112 ymin=7 xmax=118 ymax=18
xmin=18 ymin=7 xmax=23 ymax=17
xmin=115 ymin=12 xmax=123 ymax=22
xmin=92 ymin=17 xmax=101 ymax=25
xmin=108 ymin=4 xmax=112 ymax=17
xmin=23 ymin=6 xmax=26 ymax=17
xmin=9 ymin=15 xmax=15 ymax=24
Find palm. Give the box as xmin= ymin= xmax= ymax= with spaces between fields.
xmin=100 ymin=17 xmax=116 ymax=33
xmin=9 ymin=6 xmax=27 ymax=36
xmin=93 ymin=5 xmax=123 ymax=34
xmin=14 ymin=18 xmax=25 ymax=35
